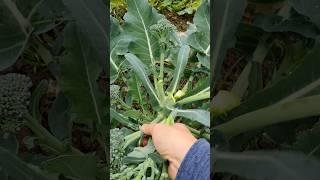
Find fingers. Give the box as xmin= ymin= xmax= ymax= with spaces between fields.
xmin=173 ymin=123 xmax=189 ymax=132
xmin=168 ymin=163 xmax=178 ymax=180
xmin=142 ymin=123 xmax=189 ymax=136
xmin=140 ymin=123 xmax=156 ymax=135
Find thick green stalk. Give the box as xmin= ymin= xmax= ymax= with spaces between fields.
xmin=214 ymin=95 xmax=320 ymax=139
xmin=122 ymin=113 xmax=164 ymax=150
xmin=156 ymin=51 xmax=166 ymax=103
xmin=174 ymin=75 xmax=194 ymax=99
xmin=187 ymin=126 xmax=210 ymax=140
xmin=177 ymin=91 xmax=210 ymax=105
xmin=3 ymin=0 xmax=31 ymax=35
xmin=159 ymin=52 xmax=165 ymax=80
xmin=116 ymin=97 xmax=131 ymax=110
xmin=159 ymin=162 xmax=169 ymax=180
xmin=161 ymin=110 xmax=176 ymax=125
xmin=123 ymin=131 xmax=142 ymax=149
xmin=149 ymin=53 xmax=160 ymax=104
xmin=155 ymin=80 xmax=166 ymax=103
xmin=152 ymin=113 xmax=165 ymax=123
xmin=110 ymin=57 xmax=119 ymax=71
xmin=26 ymin=115 xmax=82 ymax=154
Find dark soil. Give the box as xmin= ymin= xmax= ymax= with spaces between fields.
xmin=160 ymin=10 xmax=194 ymax=31
xmin=111 ymin=8 xmax=193 ymax=32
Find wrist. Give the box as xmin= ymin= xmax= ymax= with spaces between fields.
xmin=176 ymin=139 xmax=210 ymax=179
xmin=175 ymin=137 xmax=197 ymax=168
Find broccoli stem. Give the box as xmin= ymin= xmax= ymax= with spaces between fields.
xmin=157 ymin=51 xmax=167 ymax=102
xmin=159 ymin=162 xmax=169 ymax=180
xmin=163 ymin=114 xmax=175 ymax=126
xmin=116 ymin=96 xmax=131 ymax=110
xmin=176 ymin=91 xmax=210 ymax=105
xmin=152 ymin=113 xmax=165 ymax=123
xmin=123 ymin=113 xmax=165 ymax=150
xmin=25 ymin=115 xmax=82 ymax=155
xmin=174 ymin=75 xmax=194 ymax=99
xmin=187 ymin=125 xmax=210 ymax=140
xmin=123 ymin=131 xmax=142 ymax=149
xmin=3 ymin=0 xmax=31 ymax=35
xmin=159 ymin=51 xmax=165 ymax=81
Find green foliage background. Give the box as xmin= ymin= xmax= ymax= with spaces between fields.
xmin=212 ymin=0 xmax=320 ymax=179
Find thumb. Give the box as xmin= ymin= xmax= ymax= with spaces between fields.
xmin=141 ymin=123 xmax=155 ymax=135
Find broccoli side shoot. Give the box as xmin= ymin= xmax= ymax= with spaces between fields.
xmin=110 ymin=84 xmax=120 ymax=100
xmin=110 ymin=128 xmax=125 ymax=174
xmin=0 ymin=73 xmax=32 ymax=133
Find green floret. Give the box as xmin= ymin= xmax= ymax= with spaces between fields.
xmin=150 ymin=18 xmax=176 ymax=36
xmin=110 ymin=128 xmax=125 ymax=174
xmin=150 ymin=18 xmax=177 ymax=49
xmin=110 ymin=85 xmax=120 ymax=99
xmin=111 ymin=158 xmax=160 ymax=180
xmin=0 ymin=73 xmax=32 ymax=133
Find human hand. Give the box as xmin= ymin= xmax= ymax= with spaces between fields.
xmin=141 ymin=123 xmax=197 ymax=179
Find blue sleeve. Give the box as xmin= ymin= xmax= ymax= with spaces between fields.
xmin=176 ymin=139 xmax=210 ymax=180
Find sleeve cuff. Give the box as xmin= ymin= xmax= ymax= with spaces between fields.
xmin=176 ymin=139 xmax=210 ymax=180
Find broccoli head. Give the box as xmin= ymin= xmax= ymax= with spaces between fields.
xmin=110 ymin=128 xmax=125 ymax=174
xmin=0 ymin=73 xmax=32 ymax=133
xmin=150 ymin=18 xmax=177 ymax=50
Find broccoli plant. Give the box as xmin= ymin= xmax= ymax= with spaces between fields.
xmin=110 ymin=0 xmax=210 ymax=179
xmin=0 ymin=73 xmax=80 ymax=155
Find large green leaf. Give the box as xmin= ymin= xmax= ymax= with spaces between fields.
xmin=167 ymin=45 xmax=190 ymax=94
xmin=42 ymin=155 xmax=99 ymax=180
xmin=0 ymin=0 xmax=30 ymax=70
xmin=110 ymin=16 xmax=131 ymax=82
xmin=176 ymin=109 xmax=210 ymax=127
xmin=229 ymin=41 xmax=320 ymax=118
xmin=213 ymin=150 xmax=320 ymax=180
xmin=59 ymin=23 xmax=106 ymax=125
xmin=62 ymin=0 xmax=108 ymax=67
xmin=127 ymin=73 xmax=145 ymax=105
xmin=124 ymin=141 xmax=156 ymax=164
xmin=123 ymin=0 xmax=163 ymax=65
xmin=289 ymin=0 xmax=320 ymax=29
xmin=110 ymin=108 xmax=139 ymax=130
xmin=110 ymin=16 xmax=131 ymax=71
xmin=125 ymin=53 xmax=160 ymax=105
xmin=48 ymin=92 xmax=72 ymax=140
xmin=254 ymin=13 xmax=320 ymax=38
xmin=27 ymin=0 xmax=67 ymax=34
xmin=212 ymin=0 xmax=246 ymax=80
xmin=187 ymin=0 xmax=210 ymax=68
xmin=0 ymin=0 xmax=67 ymax=70
xmin=0 ymin=147 xmax=48 ymax=180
